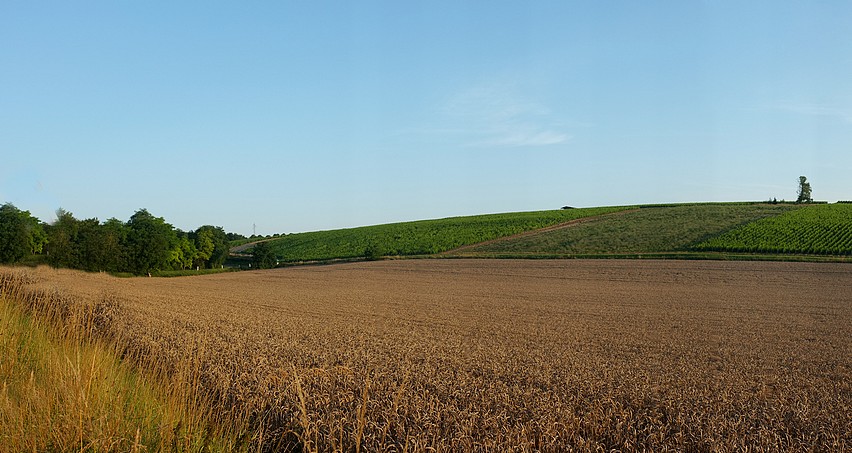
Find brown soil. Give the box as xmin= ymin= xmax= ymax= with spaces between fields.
xmin=10 ymin=260 xmax=852 ymax=451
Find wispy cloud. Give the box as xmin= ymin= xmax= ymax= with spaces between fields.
xmin=474 ymin=129 xmax=572 ymax=148
xmin=440 ymin=81 xmax=582 ymax=148
xmin=771 ymin=102 xmax=852 ymax=124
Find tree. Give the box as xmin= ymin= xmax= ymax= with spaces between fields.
xmin=45 ymin=208 xmax=79 ymax=268
xmin=192 ymin=225 xmax=229 ymax=269
xmin=251 ymin=241 xmax=276 ymax=269
xmin=0 ymin=203 xmax=45 ymax=263
xmin=75 ymin=218 xmax=110 ymax=271
xmin=226 ymin=232 xmax=247 ymax=242
xmin=125 ymin=209 xmax=178 ymax=274
xmin=46 ymin=211 xmax=129 ymax=272
xmin=100 ymin=218 xmax=129 ymax=272
xmin=176 ymin=235 xmax=198 ymax=270
xmin=364 ymin=242 xmax=385 ymax=261
xmin=193 ymin=228 xmax=215 ymax=268
xmin=796 ymin=176 xmax=813 ymax=203
xmin=168 ymin=234 xmax=197 ymax=270
xmin=205 ymin=226 xmax=230 ymax=268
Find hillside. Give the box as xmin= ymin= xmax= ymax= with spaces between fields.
xmin=238 ymin=203 xmax=852 ymax=264
xmin=247 ymin=207 xmax=632 ymax=262
xmin=457 ymin=203 xmax=803 ymax=257
xmin=693 ymin=203 xmax=852 ymax=255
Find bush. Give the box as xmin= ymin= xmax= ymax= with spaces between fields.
xmin=364 ymin=243 xmax=385 ymax=261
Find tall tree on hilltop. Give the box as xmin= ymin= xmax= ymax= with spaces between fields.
xmin=796 ymin=176 xmax=813 ymax=203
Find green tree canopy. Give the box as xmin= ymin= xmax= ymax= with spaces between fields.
xmin=75 ymin=218 xmax=108 ymax=271
xmin=192 ymin=225 xmax=229 ymax=269
xmin=0 ymin=203 xmax=45 ymax=263
xmin=251 ymin=241 xmax=277 ymax=269
xmin=1 ymin=202 xmax=242 ymax=273
xmin=46 ymin=211 xmax=131 ymax=272
xmin=193 ymin=228 xmax=215 ymax=267
xmin=796 ymin=176 xmax=813 ymax=203
xmin=45 ymin=208 xmax=79 ymax=268
xmin=100 ymin=218 xmax=129 ymax=272
xmin=172 ymin=234 xmax=198 ymax=270
xmin=126 ymin=209 xmax=178 ymax=274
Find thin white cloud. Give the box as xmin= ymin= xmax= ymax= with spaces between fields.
xmin=442 ymin=81 xmax=577 ymax=148
xmin=471 ymin=129 xmax=572 ymax=148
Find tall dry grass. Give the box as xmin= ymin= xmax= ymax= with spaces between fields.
xmin=0 ymin=269 xmax=255 ymax=452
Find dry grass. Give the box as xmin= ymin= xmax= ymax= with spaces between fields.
xmin=0 ymin=269 xmax=253 ymax=452
xmin=2 ymin=260 xmax=850 ymax=451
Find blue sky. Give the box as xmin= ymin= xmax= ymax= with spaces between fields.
xmin=2 ymin=2 xmax=850 ymax=235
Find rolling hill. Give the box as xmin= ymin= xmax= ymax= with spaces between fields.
xmin=236 ymin=202 xmax=852 ymax=264
xmin=458 ymin=203 xmax=803 ymax=256
xmin=242 ymin=206 xmax=632 ymax=263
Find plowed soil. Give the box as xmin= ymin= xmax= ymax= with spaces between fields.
xmin=16 ymin=260 xmax=852 ymax=451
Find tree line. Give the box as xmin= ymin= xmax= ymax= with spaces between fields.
xmin=0 ymin=203 xmax=246 ymax=274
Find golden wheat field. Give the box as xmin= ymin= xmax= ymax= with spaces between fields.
xmin=5 ymin=260 xmax=852 ymax=451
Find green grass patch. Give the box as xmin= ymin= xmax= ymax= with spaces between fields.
xmin=693 ymin=203 xmax=852 ymax=255
xmin=107 ymin=268 xmax=237 ymax=278
xmin=463 ymin=203 xmax=801 ymax=255
xmin=149 ymin=268 xmax=238 ymax=278
xmin=259 ymin=207 xmax=633 ymax=262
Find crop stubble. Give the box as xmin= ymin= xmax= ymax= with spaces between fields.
xmin=14 ymin=260 xmax=852 ymax=450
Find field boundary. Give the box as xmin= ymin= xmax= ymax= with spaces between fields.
xmin=441 ymin=251 xmax=852 ymax=263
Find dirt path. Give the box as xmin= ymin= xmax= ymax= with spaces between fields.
xmin=229 ymin=238 xmax=275 ymax=255
xmin=440 ymin=208 xmax=640 ymax=255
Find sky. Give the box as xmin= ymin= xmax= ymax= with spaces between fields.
xmin=2 ymin=2 xmax=850 ymax=235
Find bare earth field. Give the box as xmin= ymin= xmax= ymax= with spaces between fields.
xmin=14 ymin=260 xmax=852 ymax=451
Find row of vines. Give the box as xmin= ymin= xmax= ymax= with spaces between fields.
xmin=693 ymin=204 xmax=852 ymax=255
xmin=264 ymin=206 xmax=633 ymax=262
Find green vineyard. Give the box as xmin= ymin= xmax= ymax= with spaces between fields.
xmin=693 ymin=204 xmax=852 ymax=255
xmin=259 ymin=206 xmax=632 ymax=262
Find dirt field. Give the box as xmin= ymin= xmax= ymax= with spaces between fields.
xmin=13 ymin=260 xmax=852 ymax=451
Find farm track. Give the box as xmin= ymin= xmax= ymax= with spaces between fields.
xmin=229 ymin=238 xmax=274 ymax=254
xmin=441 ymin=209 xmax=641 ymax=255
xmin=7 ymin=260 xmax=852 ymax=451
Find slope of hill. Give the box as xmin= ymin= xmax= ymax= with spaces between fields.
xmin=455 ymin=203 xmax=803 ymax=256
xmin=237 ymin=203 xmax=852 ymax=264
xmin=253 ymin=207 xmax=633 ymax=262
